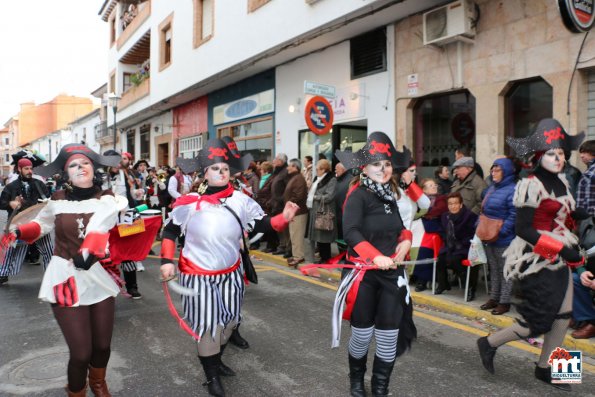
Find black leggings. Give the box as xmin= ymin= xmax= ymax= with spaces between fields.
xmin=52 ymin=297 xmax=115 ymax=392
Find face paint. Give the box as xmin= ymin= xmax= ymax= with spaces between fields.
xmin=365 ymin=161 xmax=392 ymax=184
xmin=540 ymin=148 xmax=565 ymax=173
xmin=67 ymin=158 xmax=94 ymax=188
xmin=205 ymin=163 xmax=230 ymax=186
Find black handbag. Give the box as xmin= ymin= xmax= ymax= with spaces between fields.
xmin=224 ymin=205 xmax=258 ymax=284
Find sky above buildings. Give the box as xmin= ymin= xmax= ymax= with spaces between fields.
xmin=0 ymin=0 xmax=107 ymax=124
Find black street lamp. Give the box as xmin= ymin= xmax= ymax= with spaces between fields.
xmin=108 ymin=93 xmax=121 ymax=150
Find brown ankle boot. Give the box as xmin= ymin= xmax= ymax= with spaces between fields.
xmin=66 ymin=384 xmax=87 ymax=397
xmin=88 ymin=366 xmax=112 ymax=397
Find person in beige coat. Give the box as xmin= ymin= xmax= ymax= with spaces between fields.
xmin=450 ymin=157 xmax=487 ymax=215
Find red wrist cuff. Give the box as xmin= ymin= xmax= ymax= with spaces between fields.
xmin=405 ymin=183 xmax=423 ymax=202
xmin=533 ymin=235 xmax=564 ymax=262
xmin=161 ymin=238 xmax=176 ymax=261
xmin=271 ymin=213 xmax=289 ymax=232
xmin=399 ymin=229 xmax=413 ymax=243
xmin=80 ymin=232 xmax=109 ymax=258
xmin=567 ymin=256 xmax=585 ymax=269
xmin=353 ymin=241 xmax=382 ymax=264
xmin=17 ymin=222 xmax=41 ymax=244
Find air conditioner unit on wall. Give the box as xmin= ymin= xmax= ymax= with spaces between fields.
xmin=423 ymin=0 xmax=476 ymax=46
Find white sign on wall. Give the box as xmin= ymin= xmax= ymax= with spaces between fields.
xmin=330 ymin=84 xmax=365 ymax=121
xmin=407 ymin=74 xmax=418 ymax=96
xmin=304 ymin=80 xmax=336 ymax=98
xmin=213 ymin=89 xmax=275 ymax=125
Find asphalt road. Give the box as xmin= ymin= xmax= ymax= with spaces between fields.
xmin=0 ymin=255 xmax=593 ymax=397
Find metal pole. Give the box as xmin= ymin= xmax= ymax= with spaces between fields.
xmin=112 ymin=106 xmax=117 ymax=150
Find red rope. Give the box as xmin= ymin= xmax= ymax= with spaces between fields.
xmin=162 ymin=282 xmax=201 ymax=341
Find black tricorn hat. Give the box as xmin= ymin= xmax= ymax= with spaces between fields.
xmin=334 ymin=131 xmax=411 ymax=169
xmin=506 ymin=118 xmax=585 ymax=158
xmin=36 ymin=143 xmax=122 ymax=178
xmin=11 ymin=150 xmax=46 ymax=167
xmin=133 ymin=159 xmax=150 ymax=169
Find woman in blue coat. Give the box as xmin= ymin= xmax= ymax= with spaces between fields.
xmin=479 ymin=158 xmax=517 ymax=315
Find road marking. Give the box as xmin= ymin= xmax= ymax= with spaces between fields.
xmin=263 ymin=265 xmax=595 ymax=374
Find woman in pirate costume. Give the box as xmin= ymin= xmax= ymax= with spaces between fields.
xmin=477 ymin=119 xmax=585 ymax=392
xmin=0 ymin=144 xmax=125 ymax=396
xmin=160 ymin=138 xmax=298 ymax=397
xmin=333 ymin=132 xmax=418 ymax=397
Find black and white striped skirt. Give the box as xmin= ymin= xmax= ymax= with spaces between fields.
xmin=179 ymin=267 xmax=245 ymax=340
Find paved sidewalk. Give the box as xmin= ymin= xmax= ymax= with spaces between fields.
xmin=252 ymin=248 xmax=595 ymax=357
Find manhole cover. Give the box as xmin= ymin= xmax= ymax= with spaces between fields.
xmin=9 ymin=352 xmax=68 ymax=382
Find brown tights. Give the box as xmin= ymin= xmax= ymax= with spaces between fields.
xmin=52 ymin=297 xmax=115 ymax=392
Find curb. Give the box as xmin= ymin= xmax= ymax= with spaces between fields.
xmin=253 ymin=249 xmax=595 ymax=356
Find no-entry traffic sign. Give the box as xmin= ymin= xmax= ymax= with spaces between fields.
xmin=304 ymin=95 xmax=334 ymax=135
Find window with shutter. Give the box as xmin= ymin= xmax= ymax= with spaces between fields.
xmin=350 ymin=28 xmax=387 ymax=79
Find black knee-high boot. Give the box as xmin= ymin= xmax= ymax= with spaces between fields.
xmin=348 ymin=354 xmax=367 ymax=397
xmin=371 ymin=356 xmax=394 ymax=397
xmin=199 ymin=355 xmax=225 ymax=397
xmin=218 ymin=344 xmax=236 ymax=377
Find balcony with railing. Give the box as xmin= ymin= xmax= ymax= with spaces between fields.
xmin=95 ymin=121 xmax=114 ymax=144
xmin=117 ymin=0 xmax=151 ymax=50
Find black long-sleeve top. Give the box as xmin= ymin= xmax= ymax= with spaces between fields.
xmin=343 ymin=186 xmax=404 ymax=261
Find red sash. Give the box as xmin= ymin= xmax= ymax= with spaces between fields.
xmin=178 ymin=252 xmax=241 ymax=276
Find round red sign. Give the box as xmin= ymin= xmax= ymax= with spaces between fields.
xmin=304 ymin=96 xmax=334 ymax=136
xmin=559 ymin=0 xmax=595 ymax=33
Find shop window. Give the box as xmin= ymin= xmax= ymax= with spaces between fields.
xmin=505 ymin=78 xmax=552 ymax=143
xmin=218 ymin=117 xmax=273 ymax=162
xmin=140 ymin=125 xmax=150 ymax=160
xmin=194 ymin=0 xmax=214 ymax=48
xmin=248 ymin=0 xmax=271 ymax=13
xmin=299 ymin=126 xmax=368 ymax=165
xmin=127 ymin=129 xmax=136 ymax=156
xmin=350 ymin=27 xmax=386 ymax=79
xmin=179 ymin=135 xmax=204 ymax=159
xmin=413 ymin=91 xmax=476 ymax=176
xmin=159 ymin=14 xmax=174 ymax=71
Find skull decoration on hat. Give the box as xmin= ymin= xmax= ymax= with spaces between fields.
xmin=335 ymin=131 xmax=411 ymax=171
xmin=11 ymin=149 xmax=46 ymax=168
xmin=506 ymin=118 xmax=585 ymax=161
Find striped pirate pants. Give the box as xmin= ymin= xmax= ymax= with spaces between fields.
xmin=179 ymin=267 xmax=245 ymax=340
xmin=0 ymin=234 xmax=54 ymax=277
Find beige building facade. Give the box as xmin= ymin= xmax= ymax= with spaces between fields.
xmin=395 ymin=0 xmax=595 ymax=176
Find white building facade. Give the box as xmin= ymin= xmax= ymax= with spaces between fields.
xmin=99 ymin=0 xmax=443 ymax=164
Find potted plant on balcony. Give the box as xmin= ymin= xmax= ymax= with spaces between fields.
xmin=130 ymin=60 xmax=150 ymax=86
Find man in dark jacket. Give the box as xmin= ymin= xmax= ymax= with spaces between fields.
xmin=334 ymin=162 xmax=351 ymax=246
xmin=268 ymin=153 xmax=290 ymax=256
xmin=0 ymin=159 xmax=51 ymax=284
xmin=285 ymin=159 xmax=309 ymax=267
xmin=435 ymin=192 xmax=479 ymax=300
